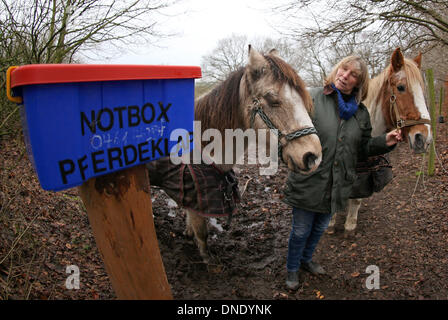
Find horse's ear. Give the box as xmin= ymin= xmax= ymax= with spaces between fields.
xmin=391 ymin=47 xmax=405 ymax=72
xmin=414 ymin=52 xmax=422 ymax=69
xmin=248 ymin=44 xmax=266 ymax=70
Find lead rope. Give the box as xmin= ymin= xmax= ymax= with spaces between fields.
xmin=411 ymin=153 xmax=426 ymax=207
xmin=389 ymin=91 xmax=403 ymax=130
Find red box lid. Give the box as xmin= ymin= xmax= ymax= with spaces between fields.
xmin=10 ymin=64 xmax=202 ymax=88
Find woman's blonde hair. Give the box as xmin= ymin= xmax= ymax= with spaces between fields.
xmin=324 ymin=56 xmax=370 ymax=103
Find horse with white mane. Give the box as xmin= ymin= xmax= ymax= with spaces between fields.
xmin=329 ymin=48 xmax=432 ymax=235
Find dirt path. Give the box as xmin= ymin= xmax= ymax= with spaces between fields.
xmin=1 ymin=125 xmax=447 ymax=300
xmin=156 ymin=125 xmax=448 ymax=300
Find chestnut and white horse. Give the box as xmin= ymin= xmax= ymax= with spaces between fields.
xmin=329 ymin=47 xmax=432 ymax=234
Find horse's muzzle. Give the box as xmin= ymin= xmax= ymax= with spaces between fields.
xmin=288 ymin=152 xmax=320 ymax=173
xmin=304 ymin=152 xmax=319 ymax=171
xmin=409 ymin=133 xmax=430 ymax=154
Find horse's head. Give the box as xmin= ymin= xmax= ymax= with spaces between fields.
xmin=240 ymin=46 xmax=322 ymax=173
xmin=382 ymin=48 xmax=432 ymax=153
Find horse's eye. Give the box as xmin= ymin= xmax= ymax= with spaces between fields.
xmin=397 ymin=85 xmax=406 ymax=92
xmin=263 ymin=92 xmax=280 ymax=107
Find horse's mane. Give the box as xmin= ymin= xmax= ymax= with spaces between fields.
xmin=195 ymin=68 xmax=245 ymax=133
xmin=194 ymin=52 xmax=313 ymax=133
xmin=365 ymin=58 xmax=424 ymax=114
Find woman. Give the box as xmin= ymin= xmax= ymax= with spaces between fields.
xmin=283 ymin=56 xmax=402 ymax=290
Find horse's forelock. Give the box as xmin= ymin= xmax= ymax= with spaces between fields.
xmin=263 ymin=54 xmax=313 ymax=114
xmin=385 ymin=58 xmax=424 ymax=94
xmin=366 ymin=57 xmax=424 ymax=112
xmin=403 ymin=58 xmax=425 ymax=93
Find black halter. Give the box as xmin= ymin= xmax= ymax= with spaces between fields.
xmin=249 ymin=98 xmax=317 ymax=163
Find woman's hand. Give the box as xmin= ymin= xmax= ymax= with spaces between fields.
xmin=386 ymin=129 xmax=403 ymax=146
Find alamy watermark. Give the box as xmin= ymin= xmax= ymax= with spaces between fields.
xmin=365 ymin=265 xmax=380 ymax=290
xmin=65 ymin=265 xmax=80 ymax=290
xmin=169 ymin=121 xmax=279 ymax=175
xmin=63 ymin=263 xmax=381 ymax=293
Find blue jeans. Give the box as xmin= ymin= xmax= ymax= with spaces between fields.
xmin=286 ymin=207 xmax=333 ymax=272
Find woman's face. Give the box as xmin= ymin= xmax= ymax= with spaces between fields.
xmin=334 ymin=62 xmax=360 ymax=95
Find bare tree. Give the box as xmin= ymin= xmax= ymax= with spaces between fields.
xmin=275 ymin=31 xmax=391 ymax=88
xmin=269 ymin=0 xmax=447 ymax=87
xmin=199 ymin=32 xmax=376 ymax=89
xmin=200 ymin=34 xmax=310 ymax=84
xmin=272 ymin=0 xmax=448 ymax=52
xmin=1 ymin=0 xmax=181 ymax=135
xmin=200 ymin=34 xmax=249 ymax=83
xmin=0 ymin=0 xmax=180 ymax=65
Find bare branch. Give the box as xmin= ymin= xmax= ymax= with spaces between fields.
xmin=0 ymin=0 xmax=181 ymax=64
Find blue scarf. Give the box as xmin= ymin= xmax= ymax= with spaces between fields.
xmin=331 ymin=83 xmax=358 ymax=120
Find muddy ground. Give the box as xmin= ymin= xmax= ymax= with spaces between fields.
xmin=1 ymin=124 xmax=447 ymax=300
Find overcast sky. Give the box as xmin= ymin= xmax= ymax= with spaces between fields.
xmin=98 ymin=0 xmax=285 ymax=66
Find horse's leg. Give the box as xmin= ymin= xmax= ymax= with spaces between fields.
xmin=326 ymin=212 xmax=338 ymax=234
xmin=344 ymin=198 xmax=362 ymax=236
xmin=184 ymin=210 xmax=194 ymax=238
xmin=185 ymin=209 xmax=210 ymax=263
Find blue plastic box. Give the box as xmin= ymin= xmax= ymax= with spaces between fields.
xmin=8 ymin=64 xmax=201 ymax=191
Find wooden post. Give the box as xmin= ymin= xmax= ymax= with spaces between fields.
xmin=78 ymin=165 xmax=172 ymax=300
xmin=439 ymin=86 xmax=444 ymax=116
xmin=445 ymin=76 xmax=448 ymax=120
xmin=439 ymin=86 xmax=445 ymax=123
xmin=426 ymin=69 xmax=436 ymax=176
